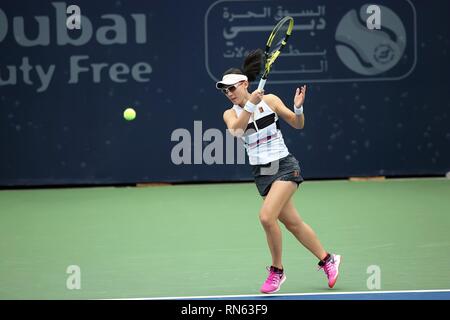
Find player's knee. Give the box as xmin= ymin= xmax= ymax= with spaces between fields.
xmin=281 ymin=220 xmax=295 ymax=232
xmin=259 ymin=210 xmax=276 ymax=228
xmin=282 ymin=219 xmax=302 ymax=233
xmin=260 ymin=216 xmax=274 ymax=229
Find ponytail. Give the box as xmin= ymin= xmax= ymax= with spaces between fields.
xmin=242 ymin=49 xmax=263 ymax=82
xmin=222 ymin=49 xmax=264 ymax=82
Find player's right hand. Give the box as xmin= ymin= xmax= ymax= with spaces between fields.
xmin=248 ymin=89 xmax=264 ymax=105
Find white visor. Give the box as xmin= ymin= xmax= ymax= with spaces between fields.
xmin=215 ymin=74 xmax=248 ymax=89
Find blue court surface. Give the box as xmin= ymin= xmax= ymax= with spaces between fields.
xmin=129 ymin=289 xmax=450 ymax=300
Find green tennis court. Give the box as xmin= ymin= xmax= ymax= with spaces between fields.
xmin=1 ymin=178 xmax=449 ymax=299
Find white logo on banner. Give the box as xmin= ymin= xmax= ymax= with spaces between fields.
xmin=0 ymin=2 xmax=152 ymax=93
xmin=335 ymin=4 xmax=406 ymax=76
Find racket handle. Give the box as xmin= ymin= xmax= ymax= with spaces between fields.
xmin=257 ymin=79 xmax=266 ymax=91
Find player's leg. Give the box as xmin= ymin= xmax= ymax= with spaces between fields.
xmin=278 ymin=198 xmax=342 ymax=288
xmin=278 ymin=198 xmax=328 ymax=260
xmin=259 ymin=180 xmax=296 ymax=293
xmin=260 ymin=180 xmax=297 ymax=268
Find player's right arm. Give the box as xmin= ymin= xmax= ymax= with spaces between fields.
xmin=223 ymin=89 xmax=264 ymax=137
xmin=223 ymin=109 xmax=251 ymax=137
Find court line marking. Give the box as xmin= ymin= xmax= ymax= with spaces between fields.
xmin=107 ymin=289 xmax=450 ymax=300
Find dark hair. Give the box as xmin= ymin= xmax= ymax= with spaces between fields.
xmin=223 ymin=49 xmax=263 ymax=82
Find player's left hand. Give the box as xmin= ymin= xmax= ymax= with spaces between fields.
xmin=294 ymin=85 xmax=307 ymax=108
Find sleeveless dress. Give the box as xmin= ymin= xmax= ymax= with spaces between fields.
xmin=232 ymin=99 xmax=304 ymax=196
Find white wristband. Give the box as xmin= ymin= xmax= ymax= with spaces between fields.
xmin=294 ymin=105 xmax=304 ymax=116
xmin=244 ymin=101 xmax=257 ymax=113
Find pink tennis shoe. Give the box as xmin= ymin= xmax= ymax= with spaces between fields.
xmin=260 ymin=254 xmax=341 ymax=293
xmin=318 ymin=253 xmax=342 ymax=288
xmin=260 ymin=266 xmax=286 ymax=294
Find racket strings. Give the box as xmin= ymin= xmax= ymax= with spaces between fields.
xmin=266 ymin=19 xmax=291 ymax=62
xmin=260 ymin=16 xmax=294 ymax=80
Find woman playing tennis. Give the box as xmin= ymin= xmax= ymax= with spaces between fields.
xmin=217 ymin=50 xmax=341 ymax=294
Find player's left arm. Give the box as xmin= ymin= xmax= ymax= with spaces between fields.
xmin=264 ymin=85 xmax=307 ymax=129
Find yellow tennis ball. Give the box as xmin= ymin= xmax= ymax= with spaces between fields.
xmin=123 ymin=108 xmax=136 ymax=121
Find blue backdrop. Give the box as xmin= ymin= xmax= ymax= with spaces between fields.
xmin=1 ymin=0 xmax=449 ymax=186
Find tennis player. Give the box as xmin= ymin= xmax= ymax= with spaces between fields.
xmin=218 ymin=49 xmax=341 ymax=294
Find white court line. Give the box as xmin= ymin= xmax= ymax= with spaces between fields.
xmin=107 ymin=289 xmax=450 ymax=300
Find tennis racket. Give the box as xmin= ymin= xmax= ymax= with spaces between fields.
xmin=258 ymin=16 xmax=294 ymax=91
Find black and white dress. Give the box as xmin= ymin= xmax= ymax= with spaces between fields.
xmin=232 ymin=100 xmax=304 ymax=196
